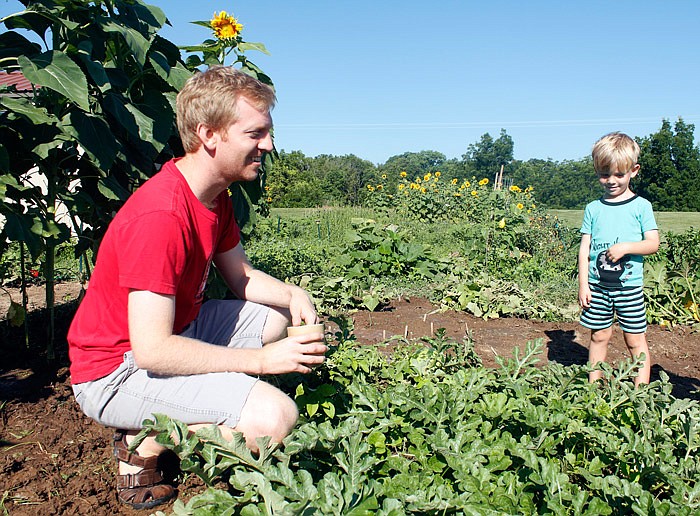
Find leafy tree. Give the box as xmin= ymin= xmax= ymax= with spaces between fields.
xmin=463 ymin=129 xmax=514 ymax=179
xmin=266 ymin=150 xmax=322 ymax=207
xmin=511 ymin=158 xmax=597 ymax=209
xmin=635 ymin=118 xmax=700 ymax=211
xmin=309 ymin=154 xmax=377 ymax=206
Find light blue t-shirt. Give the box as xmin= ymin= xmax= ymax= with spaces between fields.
xmin=580 ymin=195 xmax=657 ymax=288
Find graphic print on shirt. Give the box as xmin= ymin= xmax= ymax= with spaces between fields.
xmin=595 ymin=250 xmax=631 ymax=288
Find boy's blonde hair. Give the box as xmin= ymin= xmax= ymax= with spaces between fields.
xmin=176 ymin=66 xmax=276 ymax=153
xmin=591 ymin=132 xmax=640 ymax=174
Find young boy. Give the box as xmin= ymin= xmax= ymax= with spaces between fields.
xmin=578 ymin=132 xmax=659 ymax=386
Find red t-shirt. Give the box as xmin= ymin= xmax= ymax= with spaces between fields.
xmin=67 ymin=159 xmax=240 ymax=384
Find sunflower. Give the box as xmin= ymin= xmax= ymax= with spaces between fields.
xmin=211 ymin=11 xmax=243 ymax=40
xmin=516 ymin=203 xmax=524 ymax=210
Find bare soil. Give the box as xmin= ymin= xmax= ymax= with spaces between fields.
xmin=1 ymin=284 xmax=699 ymax=515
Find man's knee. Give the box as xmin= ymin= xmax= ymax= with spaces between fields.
xmin=262 ymin=307 xmax=291 ymax=343
xmin=237 ymin=382 xmax=298 ymax=444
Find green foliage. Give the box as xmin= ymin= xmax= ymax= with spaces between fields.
xmin=246 ymin=238 xmax=327 ymax=280
xmin=462 ymin=128 xmax=514 ymax=178
xmin=645 ymin=228 xmax=700 ymax=330
xmin=635 ymin=118 xmax=700 ymax=212
xmin=335 ymin=219 xmax=445 ymax=281
xmin=139 ymin=334 xmax=700 ymax=515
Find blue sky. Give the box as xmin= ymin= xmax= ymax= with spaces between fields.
xmin=2 ymin=0 xmax=699 ymax=164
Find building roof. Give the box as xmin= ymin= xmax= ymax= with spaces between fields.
xmin=0 ymin=71 xmax=36 ymax=94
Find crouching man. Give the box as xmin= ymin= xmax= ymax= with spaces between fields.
xmin=67 ymin=66 xmax=327 ymax=510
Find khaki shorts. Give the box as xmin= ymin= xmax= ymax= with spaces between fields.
xmin=72 ymin=299 xmax=270 ymax=430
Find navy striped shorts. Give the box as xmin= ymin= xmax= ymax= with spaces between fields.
xmin=580 ymin=284 xmax=647 ymax=334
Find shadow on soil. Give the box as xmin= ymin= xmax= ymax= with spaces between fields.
xmin=0 ymin=302 xmax=76 ymax=403
xmin=545 ymin=329 xmax=700 ymax=401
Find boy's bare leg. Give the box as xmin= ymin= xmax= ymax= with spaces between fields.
xmin=588 ymin=327 xmax=613 ymax=383
xmin=622 ymin=331 xmax=651 ymax=386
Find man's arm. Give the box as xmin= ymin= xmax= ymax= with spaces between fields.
xmin=128 ymin=290 xmax=325 ymax=376
xmin=214 ymin=243 xmax=317 ymax=326
xmin=605 ymin=229 xmax=660 ymax=263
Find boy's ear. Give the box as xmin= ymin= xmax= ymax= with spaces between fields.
xmin=630 ymin=163 xmax=640 ymax=177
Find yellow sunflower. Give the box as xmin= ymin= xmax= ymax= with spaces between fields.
xmin=211 ymin=11 xmax=243 ymax=40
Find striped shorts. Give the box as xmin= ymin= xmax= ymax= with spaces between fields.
xmin=580 ymin=284 xmax=647 ymax=334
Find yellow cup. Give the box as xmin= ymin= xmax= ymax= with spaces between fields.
xmin=287 ymin=323 xmax=325 ymax=337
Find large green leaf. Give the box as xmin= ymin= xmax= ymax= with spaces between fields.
xmin=138 ymin=89 xmax=174 ymax=151
xmin=149 ymin=50 xmax=192 ymax=90
xmin=18 ymin=51 xmax=90 ymax=111
xmin=0 ymin=96 xmax=58 ymax=125
xmin=61 ymin=111 xmax=119 ymax=170
xmin=237 ymin=41 xmax=271 ymax=56
xmin=103 ymin=92 xmax=140 ymax=138
xmin=1 ymin=9 xmax=52 ymax=39
xmin=98 ymin=175 xmax=131 ymax=202
xmin=1 ymin=210 xmax=43 ymax=259
xmin=117 ymin=0 xmax=167 ymax=36
xmin=101 ymin=20 xmax=150 ymax=66
xmin=0 ymin=31 xmax=42 ymax=63
xmin=76 ymin=43 xmax=111 ymax=92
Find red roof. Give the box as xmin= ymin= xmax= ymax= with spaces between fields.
xmin=0 ymin=71 xmax=35 ymax=92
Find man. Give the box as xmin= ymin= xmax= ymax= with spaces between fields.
xmin=67 ymin=66 xmax=327 ymax=510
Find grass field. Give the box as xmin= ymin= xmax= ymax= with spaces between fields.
xmin=273 ymin=207 xmax=700 ymax=237
xmin=549 ymin=209 xmax=700 ymax=236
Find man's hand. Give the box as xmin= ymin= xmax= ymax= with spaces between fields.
xmin=259 ymin=332 xmax=327 ymax=374
xmin=288 ymin=285 xmax=318 ymax=327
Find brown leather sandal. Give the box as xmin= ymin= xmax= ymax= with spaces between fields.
xmin=113 ymin=430 xmax=177 ymax=510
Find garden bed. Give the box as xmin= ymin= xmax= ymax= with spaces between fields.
xmin=1 ymin=285 xmax=699 ymax=514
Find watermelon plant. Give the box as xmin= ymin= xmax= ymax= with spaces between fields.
xmin=137 ymin=322 xmax=700 ymax=515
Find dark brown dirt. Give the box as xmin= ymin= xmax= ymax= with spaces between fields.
xmin=1 ymin=284 xmax=699 ymax=515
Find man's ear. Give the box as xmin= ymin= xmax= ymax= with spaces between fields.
xmin=195 ymin=124 xmax=218 ymax=151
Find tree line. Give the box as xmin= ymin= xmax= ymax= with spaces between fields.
xmin=265 ymin=118 xmax=700 ymax=212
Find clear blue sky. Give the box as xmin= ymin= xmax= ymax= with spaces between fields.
xmin=2 ymin=0 xmax=699 ymax=164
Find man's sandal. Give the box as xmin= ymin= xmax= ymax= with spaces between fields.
xmin=113 ymin=430 xmax=177 ymax=510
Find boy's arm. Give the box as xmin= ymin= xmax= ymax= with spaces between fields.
xmin=578 ymin=234 xmax=592 ymax=308
xmin=605 ymin=229 xmax=660 ymax=263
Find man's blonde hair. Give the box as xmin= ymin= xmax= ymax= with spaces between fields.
xmin=591 ymin=132 xmax=640 ymax=174
xmin=176 ymin=66 xmax=276 ymax=153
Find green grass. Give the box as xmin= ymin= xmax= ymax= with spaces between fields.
xmin=549 ymin=209 xmax=700 ymax=237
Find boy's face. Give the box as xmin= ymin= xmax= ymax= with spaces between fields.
xmin=596 ymin=164 xmax=639 ymax=200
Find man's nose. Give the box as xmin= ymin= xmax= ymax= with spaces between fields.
xmin=259 ymin=132 xmax=274 ymax=151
